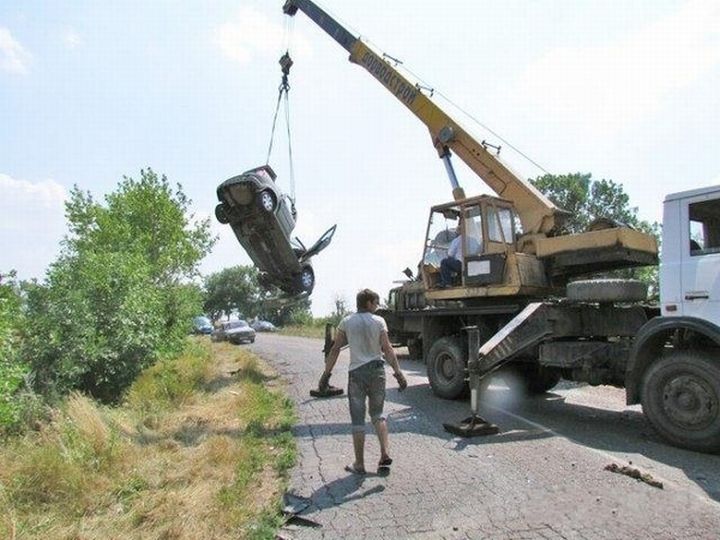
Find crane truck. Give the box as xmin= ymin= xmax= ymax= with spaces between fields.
xmin=283 ymin=0 xmax=720 ymax=453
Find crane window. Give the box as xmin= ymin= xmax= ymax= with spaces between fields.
xmin=463 ymin=206 xmax=484 ymax=256
xmin=689 ymin=198 xmax=720 ymax=256
xmin=487 ymin=206 xmax=514 ymax=244
xmin=424 ymin=210 xmax=459 ymax=266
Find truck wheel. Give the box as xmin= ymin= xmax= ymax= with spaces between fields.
xmin=427 ymin=336 xmax=467 ymax=400
xmin=641 ymin=351 xmax=720 ymax=453
xmin=567 ymin=279 xmax=647 ymax=303
xmin=408 ymin=338 xmax=423 ymax=361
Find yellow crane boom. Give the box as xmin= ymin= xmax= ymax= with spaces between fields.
xmin=283 ymin=0 xmax=562 ymax=236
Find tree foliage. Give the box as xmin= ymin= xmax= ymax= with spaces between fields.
xmin=532 ymin=173 xmax=647 ymax=233
xmin=24 ymin=169 xmax=215 ymax=402
xmin=203 ymin=265 xmax=312 ymax=325
xmin=204 ymin=266 xmax=261 ymax=321
xmin=0 ymin=271 xmax=30 ymax=430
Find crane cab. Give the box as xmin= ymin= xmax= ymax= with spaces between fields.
xmin=421 ymin=195 xmax=552 ymax=300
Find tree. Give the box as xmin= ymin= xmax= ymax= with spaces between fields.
xmin=0 ymin=271 xmax=29 ymax=430
xmin=24 ymin=169 xmax=215 ymax=402
xmin=203 ymin=266 xmax=262 ymax=320
xmin=531 ymin=173 xmax=661 ymax=297
xmin=329 ymin=293 xmax=350 ymax=325
xmin=531 ymin=173 xmax=648 ymax=233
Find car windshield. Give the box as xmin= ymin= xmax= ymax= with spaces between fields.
xmin=194 ymin=316 xmax=211 ymax=326
xmin=226 ymin=320 xmax=248 ymax=329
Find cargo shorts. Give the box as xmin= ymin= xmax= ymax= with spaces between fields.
xmin=348 ymin=360 xmax=386 ymax=432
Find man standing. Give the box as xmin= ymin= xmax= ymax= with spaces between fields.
xmin=319 ymin=288 xmax=407 ymax=475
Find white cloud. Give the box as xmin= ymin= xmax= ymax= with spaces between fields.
xmin=0 ymin=27 xmax=31 ymax=74
xmin=0 ymin=174 xmax=67 ymax=279
xmin=514 ymin=0 xmax=720 ymax=134
xmin=62 ymin=29 xmax=83 ymax=49
xmin=212 ymin=6 xmax=311 ymax=65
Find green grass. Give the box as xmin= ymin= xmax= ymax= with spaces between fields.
xmin=0 ymin=339 xmax=297 ymax=539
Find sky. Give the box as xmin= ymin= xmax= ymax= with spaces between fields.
xmin=1 ymin=0 xmax=719 ymax=316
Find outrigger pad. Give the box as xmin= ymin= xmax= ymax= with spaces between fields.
xmin=310 ymin=385 xmax=344 ymax=398
xmin=443 ymin=415 xmax=500 ymax=437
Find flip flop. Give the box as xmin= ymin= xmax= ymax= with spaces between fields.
xmin=344 ymin=464 xmax=366 ymax=475
xmin=377 ymin=457 xmax=393 ymax=475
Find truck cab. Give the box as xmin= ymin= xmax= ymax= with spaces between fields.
xmin=660 ymin=186 xmax=720 ymax=326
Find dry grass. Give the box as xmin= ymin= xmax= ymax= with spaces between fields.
xmin=0 ymin=339 xmax=296 ymax=540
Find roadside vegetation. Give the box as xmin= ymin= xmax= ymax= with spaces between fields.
xmin=0 ymin=339 xmax=296 ymax=539
xmin=0 ymin=168 xmax=659 ymax=536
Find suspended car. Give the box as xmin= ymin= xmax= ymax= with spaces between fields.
xmin=215 ymin=165 xmax=336 ymax=295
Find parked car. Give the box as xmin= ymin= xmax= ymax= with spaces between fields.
xmin=192 ymin=316 xmax=213 ymax=335
xmin=215 ymin=165 xmax=336 ymax=295
xmin=211 ymin=319 xmax=256 ymax=344
xmin=251 ymin=320 xmax=278 ymax=332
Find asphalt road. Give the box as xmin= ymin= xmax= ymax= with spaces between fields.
xmin=249 ymin=333 xmax=720 ymax=540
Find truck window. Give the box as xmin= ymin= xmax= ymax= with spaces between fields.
xmin=689 ymin=198 xmax=720 ymax=256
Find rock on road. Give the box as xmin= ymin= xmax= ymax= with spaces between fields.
xmin=249 ymin=334 xmax=720 ymax=540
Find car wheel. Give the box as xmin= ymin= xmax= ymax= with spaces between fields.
xmin=215 ymin=203 xmax=230 ymax=224
xmin=641 ymin=351 xmax=720 ymax=452
xmin=427 ymin=336 xmax=467 ymax=400
xmin=298 ymin=266 xmax=315 ymax=293
xmin=257 ymin=190 xmax=277 ymax=213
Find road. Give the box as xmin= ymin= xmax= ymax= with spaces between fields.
xmin=249 ymin=333 xmax=720 ymax=539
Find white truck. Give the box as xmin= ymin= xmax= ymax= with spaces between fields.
xmin=458 ymin=185 xmax=720 ymax=453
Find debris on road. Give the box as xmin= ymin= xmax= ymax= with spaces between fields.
xmin=604 ymin=463 xmax=664 ymax=489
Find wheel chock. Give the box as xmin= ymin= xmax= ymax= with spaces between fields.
xmin=309 ymin=385 xmax=344 ymax=398
xmin=443 ymin=415 xmax=499 ymax=437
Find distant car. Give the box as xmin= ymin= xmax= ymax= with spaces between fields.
xmin=251 ymin=320 xmax=278 ymax=332
xmin=192 ymin=316 xmax=213 ymax=335
xmin=211 ymin=319 xmax=256 ymax=344
xmin=215 ymin=165 xmax=336 ymax=295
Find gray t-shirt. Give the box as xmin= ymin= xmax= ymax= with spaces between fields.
xmin=338 ymin=312 xmax=388 ymax=371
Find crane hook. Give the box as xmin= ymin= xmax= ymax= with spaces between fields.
xmin=279 ymin=52 xmax=293 ymax=91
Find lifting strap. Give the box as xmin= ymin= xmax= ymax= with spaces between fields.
xmin=265 ymin=52 xmax=296 ymax=202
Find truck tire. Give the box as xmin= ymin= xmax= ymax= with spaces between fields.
xmin=641 ymin=351 xmax=720 ymax=453
xmin=427 ymin=336 xmax=467 ymax=400
xmin=567 ymin=279 xmax=647 ymax=303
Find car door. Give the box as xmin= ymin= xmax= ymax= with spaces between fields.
xmin=680 ymin=193 xmax=720 ymax=327
xmin=298 ymin=224 xmax=337 ymax=262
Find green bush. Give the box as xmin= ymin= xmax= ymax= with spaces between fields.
xmin=22 ymin=170 xmax=215 ymax=403
xmin=0 ymin=271 xmax=37 ymax=434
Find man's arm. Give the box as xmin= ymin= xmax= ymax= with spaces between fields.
xmin=323 ymin=329 xmax=347 ymax=376
xmin=381 ymin=330 xmax=407 ymax=390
